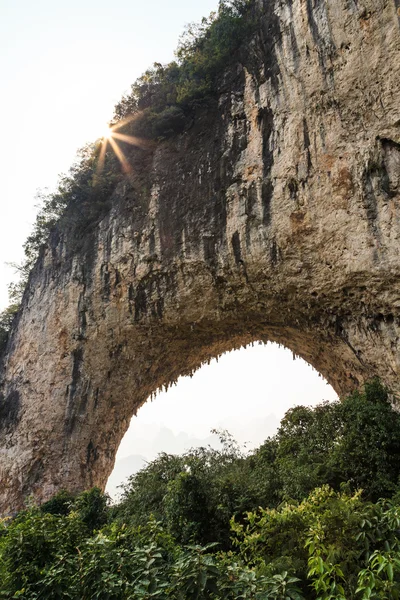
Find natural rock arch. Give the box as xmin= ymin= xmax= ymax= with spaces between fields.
xmin=1 ymin=0 xmax=400 ymax=514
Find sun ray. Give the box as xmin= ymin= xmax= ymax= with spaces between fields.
xmin=109 ymin=136 xmax=131 ymax=174
xmin=102 ymin=125 xmax=113 ymax=139
xmin=109 ymin=113 xmax=139 ymax=132
xmin=95 ymin=138 xmax=108 ymax=181
xmin=112 ymin=131 xmax=151 ymax=150
xmin=95 ymin=114 xmax=152 ymax=182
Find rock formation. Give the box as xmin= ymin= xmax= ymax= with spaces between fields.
xmin=1 ymin=0 xmax=400 ymax=514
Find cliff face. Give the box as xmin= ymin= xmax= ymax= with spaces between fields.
xmin=1 ymin=0 xmax=400 ymax=514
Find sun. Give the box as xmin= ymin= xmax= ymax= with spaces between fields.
xmin=96 ymin=117 xmax=151 ymax=180
xmin=102 ymin=124 xmax=113 ymax=140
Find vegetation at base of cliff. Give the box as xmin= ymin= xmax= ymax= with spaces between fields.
xmin=2 ymin=381 xmax=400 ymax=598
xmin=1 ymin=0 xmax=255 ymax=346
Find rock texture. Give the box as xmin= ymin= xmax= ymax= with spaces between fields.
xmin=1 ymin=0 xmax=400 ymax=514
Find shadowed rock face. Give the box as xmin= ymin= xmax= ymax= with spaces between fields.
xmin=1 ymin=0 xmax=400 ymax=514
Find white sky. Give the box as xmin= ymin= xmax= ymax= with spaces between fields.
xmin=117 ymin=344 xmax=337 ymax=460
xmin=1 ymin=0 xmax=338 ymax=493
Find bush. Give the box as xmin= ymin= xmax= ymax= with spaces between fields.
xmin=129 ymin=106 xmax=187 ymax=140
xmin=3 ymin=486 xmax=400 ymax=599
xmin=2 ymin=382 xmax=400 ymax=597
xmin=113 ymin=0 xmax=255 ymax=127
xmin=113 ymin=382 xmax=400 ymax=553
xmin=275 ymin=380 xmax=400 ymax=502
xmin=0 ymin=304 xmax=19 ymax=355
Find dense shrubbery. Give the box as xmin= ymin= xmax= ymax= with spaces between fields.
xmin=0 ymin=304 xmax=19 ymax=355
xmin=113 ymin=0 xmax=254 ymax=128
xmin=274 ymin=379 xmax=400 ymax=502
xmin=2 ymin=381 xmax=400 ymax=598
xmin=115 ymin=379 xmax=400 ymax=552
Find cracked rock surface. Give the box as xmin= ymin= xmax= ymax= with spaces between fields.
xmin=1 ymin=0 xmax=400 ymax=514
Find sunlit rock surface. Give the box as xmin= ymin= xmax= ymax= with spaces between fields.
xmin=1 ymin=0 xmax=400 ymax=513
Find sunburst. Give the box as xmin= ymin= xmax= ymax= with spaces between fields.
xmin=102 ymin=125 xmax=113 ymax=140
xmin=96 ymin=118 xmax=150 ymax=179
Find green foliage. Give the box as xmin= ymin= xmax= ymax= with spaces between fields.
xmin=40 ymin=490 xmax=76 ymax=517
xmin=263 ymin=572 xmax=305 ymax=600
xmin=3 ymin=486 xmax=400 ymax=599
xmin=232 ymin=486 xmax=400 ymax=599
xmin=116 ymin=430 xmax=270 ymax=549
xmin=2 ymin=381 xmax=400 ymax=598
xmin=172 ymin=543 xmax=220 ymax=599
xmin=116 ymin=382 xmax=400 ymax=553
xmin=113 ymin=0 xmax=255 ymax=135
xmin=173 ymin=0 xmax=252 ymax=105
xmin=275 ymin=379 xmax=400 ymax=502
xmin=0 ymin=303 xmax=19 ymax=355
xmin=25 ymin=143 xmax=119 ymax=261
xmin=275 ymin=401 xmax=340 ymax=499
xmin=72 ymin=487 xmax=110 ymax=533
xmin=329 ymin=380 xmax=400 ymax=500
xmin=0 ymin=509 xmax=86 ymax=598
xmin=218 ymin=558 xmax=305 ymax=600
xmin=356 ymin=550 xmax=400 ymax=598
xmin=129 ymin=106 xmax=187 ymax=139
xmin=115 ymin=452 xmax=184 ymax=527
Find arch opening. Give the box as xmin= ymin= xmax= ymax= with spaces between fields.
xmin=106 ymin=342 xmax=338 ymax=499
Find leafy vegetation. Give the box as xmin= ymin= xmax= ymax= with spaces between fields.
xmin=1 ymin=381 xmax=400 ymax=598
xmin=114 ymin=379 xmax=400 ymax=553
xmin=113 ymin=0 xmax=254 ymax=130
xmin=0 ymin=304 xmax=19 ymax=355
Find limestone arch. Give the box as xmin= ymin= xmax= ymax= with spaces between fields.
xmin=1 ymin=0 xmax=400 ymax=514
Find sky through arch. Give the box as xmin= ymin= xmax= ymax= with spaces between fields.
xmin=106 ymin=342 xmax=338 ymax=499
